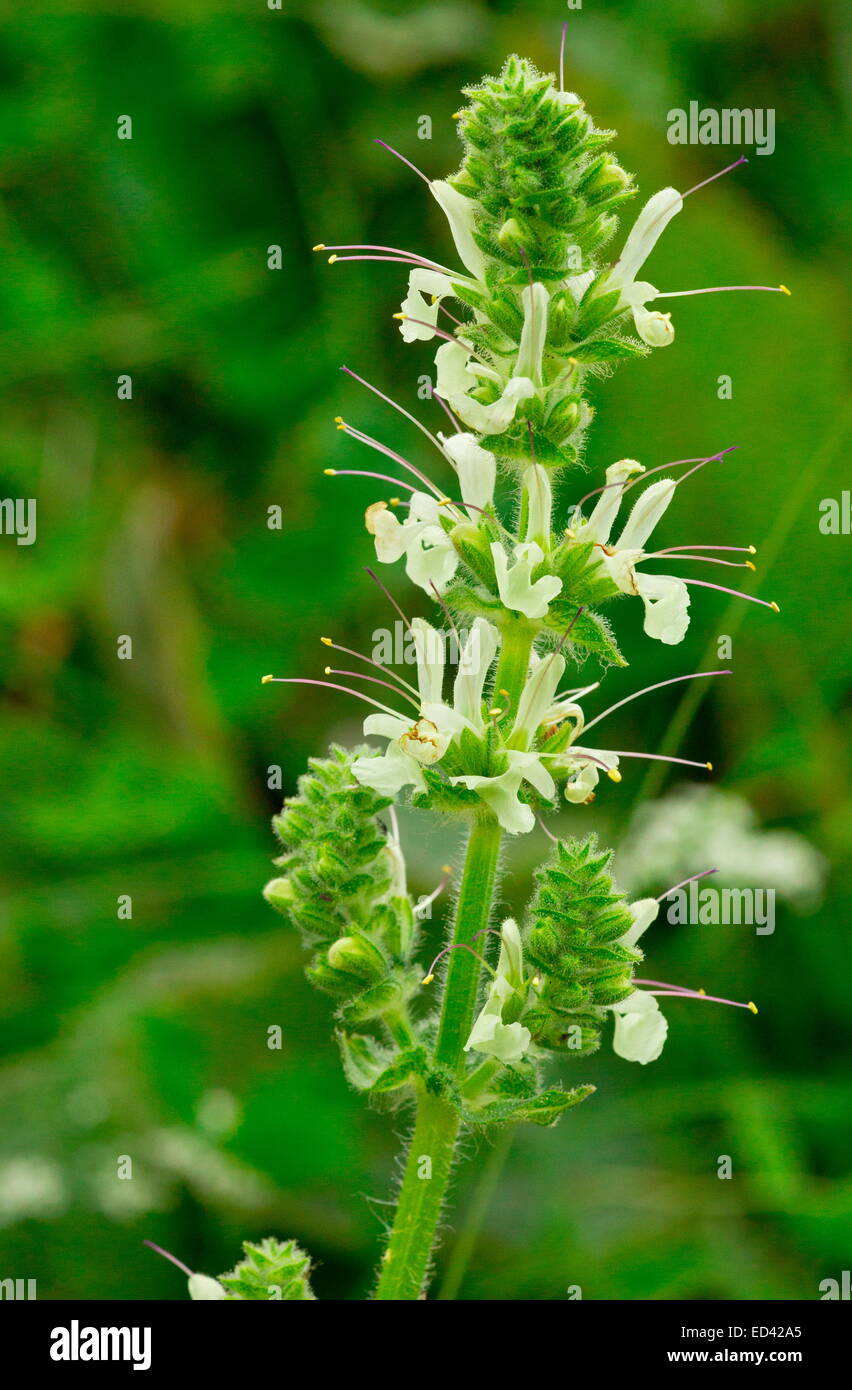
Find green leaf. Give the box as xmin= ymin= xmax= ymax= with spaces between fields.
xmin=569 ymin=338 xmax=646 ymax=363
xmin=547 ymin=604 xmax=626 ymax=667
xmin=463 ymin=1085 xmax=595 ymax=1127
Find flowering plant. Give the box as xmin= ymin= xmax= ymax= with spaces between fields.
xmin=151 ymin=51 xmax=785 ymax=1302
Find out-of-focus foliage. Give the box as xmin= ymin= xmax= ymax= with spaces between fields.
xmin=0 ymin=0 xmax=848 ymax=1300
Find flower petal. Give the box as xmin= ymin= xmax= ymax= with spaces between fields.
xmin=440 ymin=432 xmax=497 ymax=515
xmin=611 ymin=992 xmax=668 ymax=1064
xmin=619 ymin=897 xmax=660 ymax=949
xmin=491 ymin=540 xmax=562 ymax=620
xmin=429 ymin=179 xmax=487 ymax=279
xmin=453 ymin=617 xmax=499 ymax=730
xmin=634 ymin=571 xmax=691 ymax=644
xmin=617 ymin=477 xmax=677 ymax=551
xmin=614 ymin=187 xmax=683 ymax=286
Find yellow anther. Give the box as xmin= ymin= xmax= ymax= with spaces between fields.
xmin=392 ymin=312 xmax=407 ymax=321
xmin=770 ymin=601 xmax=780 ymax=613
xmin=261 ymin=674 xmax=274 ymax=684
xmin=436 ymin=497 xmax=453 ymax=506
xmin=564 ymin=527 xmax=576 ymax=539
xmin=422 ymin=973 xmax=435 ymax=986
xmin=499 ymin=689 xmax=510 ymax=698
xmin=327 ymin=255 xmax=338 ymax=264
xmin=779 ymin=284 xmax=791 ymax=295
xmin=607 ymin=767 xmax=622 ymax=783
xmin=441 ymin=865 xmax=453 ymax=876
xmin=706 ymin=761 xmax=714 ymax=771
xmin=531 ymin=975 xmax=542 ymax=989
xmin=334 ymin=415 xmax=344 ymax=424
xmin=312 ymin=243 xmax=325 ymax=252
xmin=320 ymin=637 xmax=333 ymax=646
xmin=748 ymin=1001 xmax=759 ymax=1015
xmin=324 ymin=666 xmax=332 ymax=675
xmin=698 ymin=988 xmax=706 ymax=996
xmin=745 ymin=560 xmax=756 ymax=571
xmin=324 ymin=468 xmax=337 ymax=475
xmin=489 ymin=708 xmax=505 ymax=719
xmin=748 ymin=545 xmax=757 ymax=554
xmin=430 ymin=294 xmax=438 ymax=304
xmin=452 ymin=111 xmax=463 ymax=120
xmin=567 ymin=356 xmax=579 ymax=366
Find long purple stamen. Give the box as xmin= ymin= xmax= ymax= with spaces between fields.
xmin=324 ymin=667 xmax=420 ymax=710
xmin=571 ymin=446 xmax=737 ymax=516
xmin=651 ymin=554 xmax=755 ymax=569
xmin=608 ymin=750 xmax=713 ymax=770
xmin=325 ymin=467 xmax=418 ymax=492
xmin=321 ymin=637 xmax=419 ymax=698
xmin=374 ymin=138 xmax=431 ymax=185
xmin=319 ymin=242 xmax=452 ymax=272
xmin=652 ymin=544 xmax=756 ymax=555
xmin=423 ymin=941 xmax=494 ymax=985
xmin=678 ymin=576 xmax=779 ymax=610
xmin=393 ymin=313 xmax=487 ymax=363
xmin=655 ymin=284 xmax=789 ymax=299
xmin=432 ymin=390 xmax=464 ymax=433
xmin=337 ymin=419 xmax=445 ymax=498
xmin=559 ymin=22 xmax=567 ymax=92
xmin=365 ymin=567 xmax=413 ymax=632
xmin=341 ymin=365 xmax=444 ymax=453
xmin=143 ymin=1240 xmax=193 ymax=1278
xmin=682 ymin=155 xmax=748 ymax=199
xmin=641 ymin=986 xmax=758 ymax=1013
xmin=262 ymin=675 xmax=405 ymax=721
xmin=581 ymin=670 xmax=731 ymax=734
xmin=656 ymin=867 xmax=719 ymax=900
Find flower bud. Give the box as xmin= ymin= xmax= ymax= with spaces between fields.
xmin=262 ymin=876 xmax=295 ymax=916
xmin=327 ymin=933 xmax=387 ymax=982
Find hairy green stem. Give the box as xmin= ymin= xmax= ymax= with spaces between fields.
xmin=373 ymin=1088 xmax=460 ymax=1301
xmin=374 ymin=621 xmax=536 ymax=1299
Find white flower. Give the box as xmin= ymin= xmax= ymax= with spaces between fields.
xmin=603 ymin=187 xmax=683 ymax=346
xmin=573 ymin=459 xmax=691 ymax=644
xmin=464 ymin=919 xmax=532 ymax=1063
xmin=606 ymin=897 xmax=668 ymax=1064
xmin=439 ymin=432 xmax=496 ymax=516
xmin=491 ymin=540 xmax=562 ymax=620
xmin=609 ymin=989 xmax=668 ymax=1064
xmin=396 ymin=179 xmax=486 ymax=342
xmin=429 ymin=179 xmax=487 ymax=280
xmin=451 ymin=650 xmax=565 ymax=833
xmin=435 ymin=339 xmax=536 ymax=435
xmin=452 ymin=750 xmax=555 ymax=835
xmin=370 ymin=491 xmax=458 ymax=596
xmin=352 ymin=619 xmax=497 ymax=797
xmin=188 ymin=1273 xmax=227 ymax=1300
xmin=399 ymin=267 xmax=460 ymax=343
xmin=532 ymin=663 xmax=622 ymax=803
xmin=430 ymin=281 xmax=550 ymax=436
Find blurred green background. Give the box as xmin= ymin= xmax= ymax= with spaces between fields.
xmin=0 ymin=0 xmax=849 ymax=1301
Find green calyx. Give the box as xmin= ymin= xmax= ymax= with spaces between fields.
xmin=524 ymin=834 xmax=639 ymax=1056
xmin=217 ymin=1238 xmax=315 ymax=1301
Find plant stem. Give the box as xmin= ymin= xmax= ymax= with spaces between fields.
xmin=434 ymin=814 xmax=503 ymax=1071
xmin=374 ymin=814 xmax=502 ymax=1299
xmin=374 ymin=618 xmax=535 ymax=1300
xmin=493 ymin=617 xmax=536 ymax=723
xmin=373 ymin=1088 xmax=460 ymax=1301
